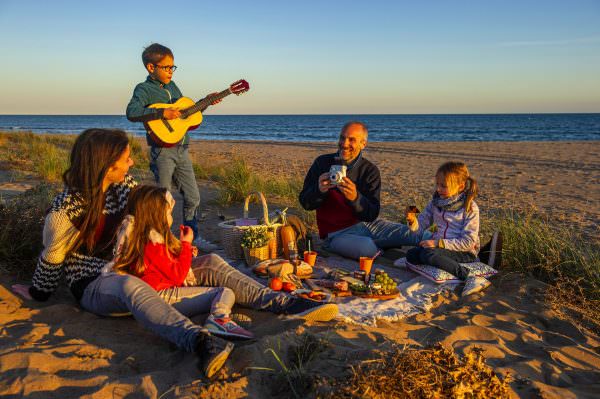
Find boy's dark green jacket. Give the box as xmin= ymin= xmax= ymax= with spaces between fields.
xmin=126 ymin=76 xmax=189 ymax=146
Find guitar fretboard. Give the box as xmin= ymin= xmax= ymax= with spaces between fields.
xmin=180 ymin=89 xmax=232 ymax=118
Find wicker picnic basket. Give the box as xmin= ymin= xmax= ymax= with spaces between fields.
xmin=243 ymin=245 xmax=270 ymax=267
xmin=218 ymin=192 xmax=283 ymax=260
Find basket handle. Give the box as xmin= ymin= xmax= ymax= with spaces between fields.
xmin=243 ymin=192 xmax=271 ymax=225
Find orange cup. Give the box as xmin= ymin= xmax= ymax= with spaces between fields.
xmin=359 ymin=256 xmax=374 ymax=275
xmin=303 ymin=251 xmax=317 ymax=266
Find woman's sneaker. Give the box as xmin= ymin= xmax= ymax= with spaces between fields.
xmin=283 ymin=297 xmax=338 ymax=322
xmin=196 ymin=332 xmax=235 ymax=379
xmin=204 ymin=314 xmax=254 ymax=340
xmin=462 ymin=276 xmax=491 ymax=297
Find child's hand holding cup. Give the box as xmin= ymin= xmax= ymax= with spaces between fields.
xmin=405 ymin=206 xmax=420 ymax=225
xmin=180 ymin=225 xmax=194 ymax=243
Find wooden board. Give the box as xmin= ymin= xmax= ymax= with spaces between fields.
xmin=333 ymin=290 xmax=352 ymax=297
xmin=351 ymin=288 xmax=400 ymax=300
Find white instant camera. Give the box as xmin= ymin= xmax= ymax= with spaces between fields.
xmin=329 ymin=165 xmax=347 ymax=185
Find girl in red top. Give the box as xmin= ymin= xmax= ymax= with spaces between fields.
xmin=112 ymin=185 xmax=253 ymax=339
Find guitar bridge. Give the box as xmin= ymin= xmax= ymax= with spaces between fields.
xmin=161 ymin=118 xmax=174 ymax=133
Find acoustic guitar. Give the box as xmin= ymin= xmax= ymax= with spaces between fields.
xmin=145 ymin=79 xmax=250 ymax=146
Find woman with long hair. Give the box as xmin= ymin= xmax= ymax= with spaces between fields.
xmin=12 ymin=129 xmax=234 ymax=378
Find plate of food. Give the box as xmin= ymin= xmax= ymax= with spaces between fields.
xmin=253 ymin=259 xmax=313 ymax=278
xmin=349 ymin=270 xmax=400 ymax=300
xmin=292 ymin=289 xmax=332 ymax=302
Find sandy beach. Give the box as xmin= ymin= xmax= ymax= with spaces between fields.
xmin=188 ymin=140 xmax=600 ymax=237
xmin=1 ymin=138 xmax=599 ymax=398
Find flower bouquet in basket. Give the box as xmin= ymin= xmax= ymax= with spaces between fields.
xmin=241 ymin=226 xmax=271 ymax=266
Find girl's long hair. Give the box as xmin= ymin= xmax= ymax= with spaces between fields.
xmin=64 ymin=128 xmax=130 ymax=254
xmin=436 ymin=161 xmax=478 ymax=212
xmin=113 ymin=185 xmax=181 ymax=276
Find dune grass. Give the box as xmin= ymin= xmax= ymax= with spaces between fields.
xmin=192 ymin=157 xmax=310 ymax=222
xmin=197 ymin=157 xmax=304 ymax=206
xmin=128 ymin=135 xmax=149 ymax=170
xmin=251 ymin=333 xmax=333 ymax=399
xmin=0 ymin=183 xmax=59 ymax=278
xmin=320 ymin=344 xmax=509 ymax=398
xmin=252 ymin=335 xmax=508 ymax=398
xmin=483 ymin=209 xmax=600 ymax=330
xmin=0 ymin=131 xmax=73 ymax=181
xmin=0 ymin=131 xmax=149 ymax=181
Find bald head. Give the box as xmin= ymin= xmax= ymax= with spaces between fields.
xmin=338 ymin=122 xmax=368 ymax=162
xmin=341 ymin=121 xmax=368 ymax=141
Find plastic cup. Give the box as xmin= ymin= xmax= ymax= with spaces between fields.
xmin=359 ymin=256 xmax=374 ymax=275
xmin=303 ymin=251 xmax=317 ymax=266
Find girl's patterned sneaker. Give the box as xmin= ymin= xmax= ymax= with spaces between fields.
xmin=205 ymin=315 xmax=254 ymax=340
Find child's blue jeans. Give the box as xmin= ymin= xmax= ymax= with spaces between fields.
xmin=149 ymin=145 xmax=200 ymax=235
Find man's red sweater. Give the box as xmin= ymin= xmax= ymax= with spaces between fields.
xmin=315 ymin=188 xmax=359 ymax=238
xmin=139 ymin=241 xmax=192 ymax=291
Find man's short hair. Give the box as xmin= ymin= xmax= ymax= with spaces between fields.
xmin=142 ymin=43 xmax=174 ymax=66
xmin=341 ymin=121 xmax=368 ymax=140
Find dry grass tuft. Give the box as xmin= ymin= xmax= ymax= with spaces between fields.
xmin=320 ymin=344 xmax=510 ymax=399
xmin=251 ymin=333 xmax=332 ymax=399
xmin=0 ymin=131 xmax=73 ymax=181
xmin=0 ymin=183 xmax=59 ymax=278
xmin=483 ymin=209 xmax=600 ymax=332
xmin=192 ymin=157 xmax=305 ymax=207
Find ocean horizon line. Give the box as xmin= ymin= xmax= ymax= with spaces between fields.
xmin=2 ymin=113 xmax=599 ymax=142
xmin=1 ymin=112 xmax=600 ymax=117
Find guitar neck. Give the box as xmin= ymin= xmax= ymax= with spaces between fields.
xmin=181 ymin=88 xmax=232 ymax=117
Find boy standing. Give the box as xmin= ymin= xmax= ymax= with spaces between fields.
xmin=126 ymin=43 xmax=217 ymax=251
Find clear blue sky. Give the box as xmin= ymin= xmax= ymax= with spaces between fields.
xmin=1 ymin=0 xmax=599 ymax=114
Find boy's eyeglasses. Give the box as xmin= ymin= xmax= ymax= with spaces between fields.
xmin=153 ymin=64 xmax=177 ymax=72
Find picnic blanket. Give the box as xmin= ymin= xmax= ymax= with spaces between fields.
xmin=317 ymin=256 xmax=459 ymax=326
xmin=216 ymin=249 xmax=459 ymax=327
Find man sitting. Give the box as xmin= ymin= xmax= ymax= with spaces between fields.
xmin=299 ymin=122 xmax=427 ymax=259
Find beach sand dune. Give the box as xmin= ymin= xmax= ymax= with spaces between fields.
xmin=2 ymin=273 xmax=600 ymax=398
xmin=1 ymin=139 xmax=600 ymax=398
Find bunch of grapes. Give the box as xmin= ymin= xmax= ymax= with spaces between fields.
xmin=350 ymin=283 xmax=367 ymax=292
xmin=375 ymin=272 xmax=396 ymax=294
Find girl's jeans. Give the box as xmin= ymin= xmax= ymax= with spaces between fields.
xmin=79 ymin=254 xmax=293 ymax=352
xmin=190 ymin=254 xmax=293 ymax=313
xmin=80 ymin=273 xmax=205 ymax=352
xmin=158 ymin=286 xmax=235 ymax=319
xmin=406 ymin=247 xmax=477 ymax=280
xmin=324 ymin=219 xmax=433 ymax=259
